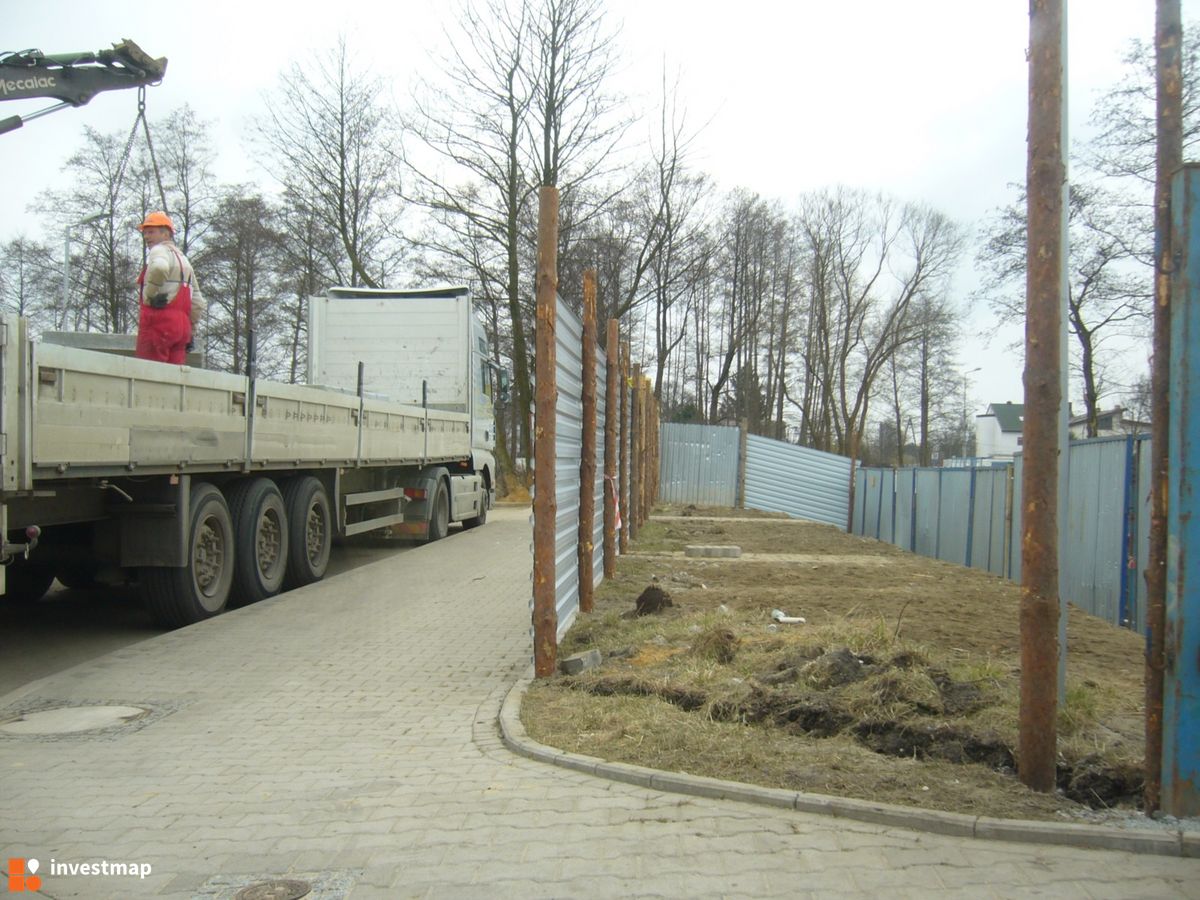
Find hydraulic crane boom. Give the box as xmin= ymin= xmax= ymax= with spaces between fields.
xmin=0 ymin=39 xmax=166 ymax=135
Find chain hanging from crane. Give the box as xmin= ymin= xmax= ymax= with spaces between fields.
xmin=112 ymin=86 xmax=170 ymax=217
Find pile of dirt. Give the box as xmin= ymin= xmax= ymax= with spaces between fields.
xmin=521 ymin=506 xmax=1151 ymax=823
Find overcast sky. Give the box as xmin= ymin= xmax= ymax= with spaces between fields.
xmin=0 ymin=0 xmax=1186 ymax=412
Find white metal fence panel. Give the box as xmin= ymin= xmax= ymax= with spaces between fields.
xmin=592 ymin=347 xmax=607 ymax=587
xmin=658 ymin=423 xmax=740 ymax=506
xmin=743 ymin=435 xmax=851 ymax=528
xmin=552 ymin=296 xmax=584 ymax=641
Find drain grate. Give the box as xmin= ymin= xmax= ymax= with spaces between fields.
xmin=233 ymin=880 xmax=312 ymax=900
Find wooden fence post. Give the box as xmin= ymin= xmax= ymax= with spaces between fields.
xmin=604 ymin=318 xmax=619 ymax=578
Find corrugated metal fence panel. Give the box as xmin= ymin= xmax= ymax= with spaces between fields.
xmin=895 ymin=469 xmax=915 ymax=552
xmin=986 ymin=466 xmax=1013 ymax=576
xmin=1134 ymin=436 xmax=1152 ymax=633
xmin=878 ymin=468 xmax=896 ymax=544
xmin=914 ymin=469 xmax=941 ymax=558
xmin=554 ymin=296 xmax=583 ymax=641
xmin=852 ymin=469 xmax=868 ymax=536
xmin=936 ymin=470 xmax=972 ymax=565
xmin=1010 ymin=453 xmax=1024 ymax=580
xmin=743 ymin=434 xmax=851 ymax=527
xmin=969 ymin=469 xmax=997 ymax=571
xmin=658 ymin=423 xmax=740 ymax=506
xmin=1063 ymin=437 xmax=1130 ymax=626
xmin=592 ymin=348 xmax=607 ymax=588
xmin=862 ymin=469 xmax=883 ymax=539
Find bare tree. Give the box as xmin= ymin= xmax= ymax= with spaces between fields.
xmin=0 ymin=236 xmax=55 ymax=326
xmin=201 ymin=190 xmax=284 ymax=375
xmin=976 ymin=183 xmax=1150 ymax=436
xmin=255 ymin=38 xmax=403 ymax=289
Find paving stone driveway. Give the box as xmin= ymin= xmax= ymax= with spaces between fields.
xmin=0 ymin=506 xmax=1196 ymax=898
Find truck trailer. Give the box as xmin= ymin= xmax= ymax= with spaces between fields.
xmin=0 ymin=285 xmax=501 ymax=628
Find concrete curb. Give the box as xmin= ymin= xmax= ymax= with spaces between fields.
xmin=499 ymin=673 xmax=1193 ymax=858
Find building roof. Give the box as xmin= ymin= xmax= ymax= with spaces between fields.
xmin=984 ymin=402 xmax=1025 ymax=433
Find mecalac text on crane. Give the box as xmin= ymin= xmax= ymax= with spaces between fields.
xmin=1 ymin=75 xmax=57 ymax=96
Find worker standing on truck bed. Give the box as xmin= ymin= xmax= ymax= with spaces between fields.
xmin=134 ymin=211 xmax=204 ymax=363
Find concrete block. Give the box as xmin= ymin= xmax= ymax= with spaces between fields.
xmin=684 ymin=545 xmax=742 ymax=558
xmin=560 ymin=649 xmax=603 ymax=675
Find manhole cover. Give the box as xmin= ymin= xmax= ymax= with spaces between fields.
xmin=234 ymin=880 xmax=311 ymax=900
xmin=0 ymin=705 xmax=149 ymax=735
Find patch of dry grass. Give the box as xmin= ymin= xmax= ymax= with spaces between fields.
xmin=522 ymin=510 xmax=1149 ymax=822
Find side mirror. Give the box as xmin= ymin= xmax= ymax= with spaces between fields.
xmin=496 ymin=367 xmax=511 ymax=406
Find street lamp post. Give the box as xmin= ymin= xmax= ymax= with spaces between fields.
xmin=962 ymin=367 xmax=982 ymax=458
xmin=61 ymin=211 xmax=110 ymax=329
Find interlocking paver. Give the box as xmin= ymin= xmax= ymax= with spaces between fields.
xmin=0 ymin=506 xmax=1196 ymax=898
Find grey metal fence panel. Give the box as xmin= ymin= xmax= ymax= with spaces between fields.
xmin=878 ymin=468 xmax=896 ymax=544
xmin=914 ymin=469 xmax=941 ymax=558
xmin=852 ymin=468 xmax=868 ymax=536
xmin=969 ymin=469 xmax=997 ymax=571
xmin=862 ymin=469 xmax=883 ymax=539
xmin=936 ymin=469 xmax=972 ymax=565
xmin=658 ymin=423 xmax=740 ymax=506
xmin=1063 ymin=437 xmax=1130 ymax=626
xmin=1134 ymin=436 xmax=1152 ymax=632
xmin=1010 ymin=453 xmax=1024 ymax=580
xmin=895 ymin=469 xmax=915 ymax=552
xmin=987 ymin=466 xmax=1013 ymax=576
xmin=592 ymin=348 xmax=607 ymax=588
xmin=743 ymin=434 xmax=851 ymax=527
xmin=553 ymin=296 xmax=583 ymax=640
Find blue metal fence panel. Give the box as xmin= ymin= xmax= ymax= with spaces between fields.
xmin=1063 ymin=437 xmax=1129 ymax=625
xmin=851 ymin=468 xmax=868 ymax=535
xmin=1134 ymin=436 xmax=1153 ymax=633
xmin=658 ymin=423 xmax=740 ymax=506
xmin=878 ymin=468 xmax=896 ymax=545
xmin=970 ymin=468 xmax=998 ymax=571
xmin=743 ymin=435 xmax=851 ymax=527
xmin=936 ymin=469 xmax=973 ymax=566
xmin=862 ymin=469 xmax=883 ymax=540
xmin=914 ymin=469 xmax=941 ymax=558
xmin=988 ymin=466 xmax=1013 ymax=576
xmin=1010 ymin=453 xmax=1024 ymax=580
xmin=895 ymin=469 xmax=915 ymax=552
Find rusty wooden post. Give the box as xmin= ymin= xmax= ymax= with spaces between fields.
xmin=1019 ymin=0 xmax=1063 ymax=792
xmin=604 ymin=318 xmax=619 ymax=578
xmin=532 ymin=186 xmax=559 ymax=678
xmin=578 ymin=269 xmax=598 ymax=613
xmin=629 ymin=365 xmax=642 ymax=540
xmin=1145 ymin=0 xmax=1182 ymax=815
xmin=619 ymin=343 xmax=631 ymax=551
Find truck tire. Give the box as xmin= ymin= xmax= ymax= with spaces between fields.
xmin=461 ymin=488 xmax=488 ymax=529
xmin=428 ymin=479 xmax=450 ymax=542
xmin=281 ymin=476 xmax=332 ymax=588
xmin=141 ymin=482 xmax=235 ymax=628
xmin=2 ymin=561 xmax=56 ymax=603
xmin=226 ymin=478 xmax=289 ymax=606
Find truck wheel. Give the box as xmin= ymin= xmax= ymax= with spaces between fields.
xmin=226 ymin=478 xmax=289 ymax=605
xmin=141 ymin=482 xmax=235 ymax=628
xmin=2 ymin=562 xmax=55 ymax=603
xmin=281 ymin=476 xmax=332 ymax=588
xmin=428 ymin=479 xmax=450 ymax=542
xmin=461 ymin=488 xmax=488 ymax=529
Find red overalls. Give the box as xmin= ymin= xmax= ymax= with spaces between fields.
xmin=135 ymin=247 xmax=193 ymax=364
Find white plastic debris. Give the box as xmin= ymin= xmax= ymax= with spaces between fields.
xmin=771 ymin=608 xmax=806 ymax=624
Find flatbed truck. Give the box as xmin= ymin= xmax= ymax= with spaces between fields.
xmin=0 ymin=286 xmax=500 ymax=627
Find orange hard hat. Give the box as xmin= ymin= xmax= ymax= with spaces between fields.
xmin=137 ymin=211 xmax=174 ymax=233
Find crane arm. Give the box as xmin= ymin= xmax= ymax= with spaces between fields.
xmin=0 ymin=39 xmax=166 ymax=134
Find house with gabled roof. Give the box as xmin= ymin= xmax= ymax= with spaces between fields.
xmin=976 ymin=402 xmax=1025 ymax=460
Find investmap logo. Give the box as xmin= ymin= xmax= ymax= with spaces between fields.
xmin=7 ymin=856 xmax=153 ymax=891
xmin=6 ymin=859 xmax=40 ymax=893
